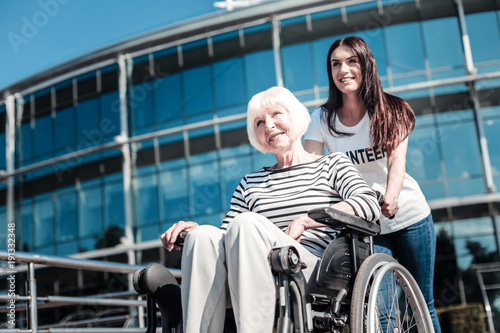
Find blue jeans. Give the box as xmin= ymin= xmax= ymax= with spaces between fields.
xmin=374 ymin=214 xmax=441 ymax=333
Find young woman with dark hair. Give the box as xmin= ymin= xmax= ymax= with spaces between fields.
xmin=304 ymin=36 xmax=441 ymax=333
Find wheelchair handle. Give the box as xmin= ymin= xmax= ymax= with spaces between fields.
xmin=173 ymin=230 xmax=188 ymax=247
xmin=374 ymin=191 xmax=395 ymax=220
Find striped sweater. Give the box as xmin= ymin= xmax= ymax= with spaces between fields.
xmin=221 ymin=153 xmax=381 ymax=257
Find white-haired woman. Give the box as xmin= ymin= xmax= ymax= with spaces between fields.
xmin=161 ymin=86 xmax=381 ymax=333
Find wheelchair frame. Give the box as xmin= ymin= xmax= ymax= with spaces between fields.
xmin=134 ymin=207 xmax=434 ymax=333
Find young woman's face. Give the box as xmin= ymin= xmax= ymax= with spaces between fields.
xmin=254 ymin=105 xmax=295 ymax=154
xmin=330 ymin=45 xmax=363 ymax=95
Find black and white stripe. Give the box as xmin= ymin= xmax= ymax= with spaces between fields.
xmin=221 ymin=153 xmax=380 ymax=257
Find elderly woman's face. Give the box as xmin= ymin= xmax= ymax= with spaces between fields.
xmin=254 ymin=105 xmax=294 ymax=153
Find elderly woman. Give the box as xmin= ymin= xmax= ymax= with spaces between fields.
xmin=161 ymin=86 xmax=380 ymax=333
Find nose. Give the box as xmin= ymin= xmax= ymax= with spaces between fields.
xmin=265 ymin=115 xmax=275 ymax=131
xmin=339 ymin=61 xmax=349 ymax=74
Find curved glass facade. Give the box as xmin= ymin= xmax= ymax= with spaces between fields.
xmin=1 ymin=0 xmax=500 ymax=328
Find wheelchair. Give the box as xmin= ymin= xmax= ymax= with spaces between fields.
xmin=134 ymin=207 xmax=434 ymax=333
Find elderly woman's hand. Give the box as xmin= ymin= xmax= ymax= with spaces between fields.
xmin=161 ymin=221 xmax=199 ymax=252
xmin=285 ymin=215 xmax=317 ymax=242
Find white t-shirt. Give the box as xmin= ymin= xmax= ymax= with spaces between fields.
xmin=304 ymin=108 xmax=430 ymax=234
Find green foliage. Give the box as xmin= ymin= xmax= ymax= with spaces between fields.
xmin=437 ymin=303 xmax=486 ymax=333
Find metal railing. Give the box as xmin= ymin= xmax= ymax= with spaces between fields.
xmin=472 ymin=262 xmax=500 ymax=333
xmin=0 ymin=251 xmax=181 ymax=333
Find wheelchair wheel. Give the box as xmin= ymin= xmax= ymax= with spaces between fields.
xmin=350 ymin=253 xmax=434 ymax=333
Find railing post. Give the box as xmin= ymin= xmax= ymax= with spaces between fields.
xmin=475 ymin=269 xmax=495 ymax=333
xmin=271 ymin=16 xmax=284 ymax=87
xmin=27 ymin=262 xmax=38 ymax=333
xmin=454 ymin=0 xmax=496 ymax=194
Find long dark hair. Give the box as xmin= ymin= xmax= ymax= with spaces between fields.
xmin=321 ymin=36 xmax=415 ymax=155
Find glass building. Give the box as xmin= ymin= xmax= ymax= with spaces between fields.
xmin=1 ymin=0 xmax=500 ymax=329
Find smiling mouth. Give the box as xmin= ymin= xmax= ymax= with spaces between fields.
xmin=340 ymin=77 xmax=354 ymax=83
xmin=269 ymin=132 xmax=284 ymax=141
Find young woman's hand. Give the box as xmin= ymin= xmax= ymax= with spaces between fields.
xmin=160 ymin=221 xmax=199 ymax=252
xmin=381 ymin=194 xmax=399 ymax=218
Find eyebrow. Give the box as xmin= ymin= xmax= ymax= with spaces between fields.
xmin=331 ymin=55 xmax=357 ymax=62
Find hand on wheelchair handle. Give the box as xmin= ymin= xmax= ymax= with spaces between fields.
xmin=374 ymin=190 xmax=395 ymax=220
xmin=173 ymin=231 xmax=188 ymax=247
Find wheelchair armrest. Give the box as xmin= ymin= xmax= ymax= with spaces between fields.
xmin=307 ymin=207 xmax=380 ymax=236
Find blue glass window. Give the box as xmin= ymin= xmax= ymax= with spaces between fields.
xmin=20 ymin=122 xmax=33 ymax=164
xmin=437 ymin=110 xmax=483 ymax=179
xmin=76 ymin=98 xmax=100 ymax=146
xmin=155 ymin=73 xmax=183 ymax=125
xmin=193 ymin=212 xmax=223 ymax=227
xmin=79 ymin=238 xmax=97 ymax=252
xmin=183 ymin=65 xmax=214 ymax=116
xmin=135 ymin=170 xmax=160 ymax=226
xmin=104 ymin=178 xmax=125 ymax=228
xmin=0 ymin=207 xmax=6 ymax=251
xmin=381 ymin=0 xmax=413 ymax=4
xmin=422 ymin=18 xmax=467 ymax=95
xmin=57 ymin=241 xmax=78 ymax=256
xmin=447 ymin=178 xmax=485 ymax=197
xmin=364 ymin=30 xmax=387 ymax=79
xmin=34 ymin=114 xmax=53 ymax=158
xmin=100 ymin=91 xmax=121 ymax=142
xmin=56 ymin=190 xmax=77 ymax=242
xmin=281 ymin=15 xmax=307 ymax=27
xmin=385 ymin=22 xmax=426 ymax=76
xmin=452 ymin=217 xmax=497 ymax=269
xmin=482 ymin=106 xmax=500 ymax=190
xmin=282 ymin=43 xmax=314 ymax=93
xmin=420 ymin=183 xmax=446 ymax=201
xmin=0 ymin=132 xmax=5 ymax=169
xmin=312 ymin=37 xmax=335 ymax=91
xmin=131 ymin=83 xmax=154 ymax=132
xmin=137 ymin=225 xmax=160 ymax=242
xmin=213 ymin=58 xmax=246 ymax=108
xmin=434 ymin=110 xmax=485 ymax=196
xmin=160 ymin=167 xmax=189 ymax=221
xmin=252 ymin=151 xmax=276 ymax=170
xmin=466 ymin=12 xmax=500 ymax=69
xmin=55 ymin=107 xmax=76 ymax=154
xmin=34 ymin=196 xmax=54 ymax=248
xmin=345 ymin=2 xmax=378 ymax=13
xmin=217 ymin=104 xmax=246 ymax=119
xmin=422 ymin=17 xmax=463 ymax=70
xmin=189 ymin=160 xmax=221 ymax=217
xmin=407 ymin=124 xmax=442 ymax=181
xmin=244 ymin=50 xmax=276 ymax=99
xmin=220 ymin=154 xmax=252 ymax=211
xmin=78 ymin=183 xmax=103 ymax=237
xmin=20 ymin=200 xmax=33 ymax=251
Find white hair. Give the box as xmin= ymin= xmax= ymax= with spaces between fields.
xmin=247 ymin=86 xmax=311 ymax=154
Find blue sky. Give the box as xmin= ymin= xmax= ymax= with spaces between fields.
xmin=0 ymin=0 xmax=220 ymax=92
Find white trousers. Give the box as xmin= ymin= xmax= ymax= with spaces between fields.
xmin=180 ymin=212 xmax=319 ymax=333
